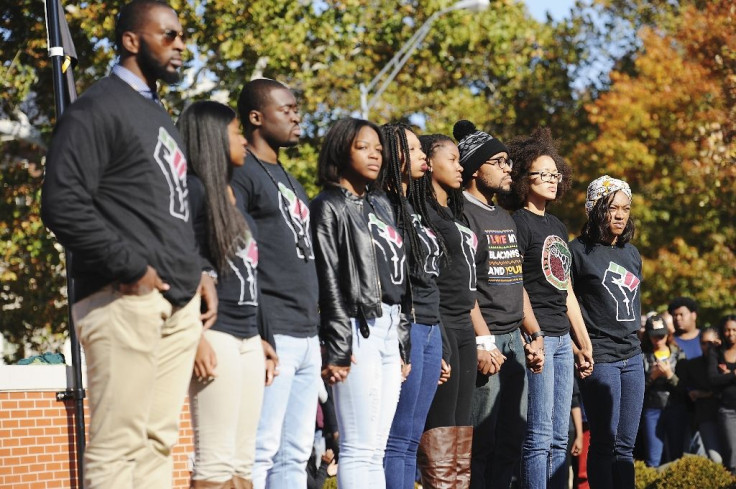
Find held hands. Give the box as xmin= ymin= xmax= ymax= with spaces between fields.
xmin=321 ymin=449 xmax=338 ymax=477
xmin=118 ymin=265 xmax=169 ymax=295
xmin=575 ymin=347 xmax=594 ymax=379
xmin=193 ymin=335 xmax=217 ymax=382
xmin=524 ymin=336 xmax=545 ymax=374
xmin=322 ymin=355 xmax=356 ymax=385
xmin=262 ymin=340 xmax=279 ymax=386
xmin=438 ymin=359 xmax=452 ymax=385
xmin=476 ymin=335 xmax=506 ymax=376
xmin=477 ymin=347 xmax=506 ymax=376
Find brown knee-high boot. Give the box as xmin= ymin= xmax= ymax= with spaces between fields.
xmin=417 ymin=426 xmax=458 ymax=489
xmin=231 ymin=476 xmax=253 ymax=489
xmin=455 ymin=426 xmax=473 ymax=489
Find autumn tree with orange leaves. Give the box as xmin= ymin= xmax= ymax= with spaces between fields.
xmin=572 ymin=0 xmax=736 ymax=322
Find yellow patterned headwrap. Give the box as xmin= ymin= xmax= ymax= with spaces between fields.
xmin=585 ymin=175 xmax=632 ymax=216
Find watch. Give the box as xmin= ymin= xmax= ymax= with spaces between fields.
xmin=529 ymin=331 xmax=544 ymax=342
xmin=202 ymin=269 xmax=218 ymax=285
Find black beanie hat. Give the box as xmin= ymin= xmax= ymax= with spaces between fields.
xmin=453 ymin=120 xmax=508 ymax=185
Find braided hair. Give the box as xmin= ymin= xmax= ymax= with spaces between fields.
xmin=419 ymin=134 xmax=467 ymax=226
xmin=377 ymin=122 xmax=426 ymax=267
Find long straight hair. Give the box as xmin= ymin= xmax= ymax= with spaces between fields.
xmin=178 ymin=101 xmax=249 ymax=274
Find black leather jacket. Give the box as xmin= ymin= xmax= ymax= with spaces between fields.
xmin=310 ymin=185 xmax=412 ymax=367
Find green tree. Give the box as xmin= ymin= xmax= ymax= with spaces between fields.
xmin=1 ymin=0 xmax=593 ymax=360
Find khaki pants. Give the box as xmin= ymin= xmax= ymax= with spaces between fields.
xmin=189 ymin=330 xmax=265 ymax=482
xmin=73 ymin=286 xmax=202 ymax=489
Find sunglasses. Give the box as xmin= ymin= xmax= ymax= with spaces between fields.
xmin=137 ymin=29 xmax=186 ymax=44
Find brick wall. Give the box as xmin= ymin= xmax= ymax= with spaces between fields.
xmin=0 ymin=367 xmax=194 ymax=489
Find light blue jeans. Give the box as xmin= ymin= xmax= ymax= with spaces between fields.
xmin=334 ymin=303 xmax=404 ymax=489
xmin=521 ymin=333 xmax=574 ymax=489
xmin=252 ymin=334 xmax=321 ymax=489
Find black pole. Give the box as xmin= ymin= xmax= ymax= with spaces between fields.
xmin=45 ymin=0 xmax=86 ymax=484
xmin=46 ymin=0 xmax=67 ymax=118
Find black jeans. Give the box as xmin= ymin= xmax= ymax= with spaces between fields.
xmin=425 ymin=324 xmax=477 ymax=429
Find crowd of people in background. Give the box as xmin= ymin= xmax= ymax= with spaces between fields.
xmin=636 ymin=302 xmax=736 ymax=476
xmin=39 ymin=2 xmax=736 ymax=489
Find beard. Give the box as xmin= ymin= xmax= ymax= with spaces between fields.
xmin=137 ymin=38 xmax=180 ymax=85
xmin=478 ymin=177 xmax=512 ymax=197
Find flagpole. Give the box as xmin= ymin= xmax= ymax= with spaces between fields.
xmin=44 ymin=0 xmax=86 ymax=484
xmin=46 ymin=0 xmax=67 ymax=117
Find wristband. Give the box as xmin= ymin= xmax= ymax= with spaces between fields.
xmin=476 ymin=335 xmax=497 ymax=351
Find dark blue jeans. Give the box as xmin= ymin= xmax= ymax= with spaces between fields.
xmin=579 ymin=354 xmax=644 ymax=489
xmin=384 ymin=323 xmax=442 ymax=489
xmin=470 ymin=329 xmax=528 ymax=489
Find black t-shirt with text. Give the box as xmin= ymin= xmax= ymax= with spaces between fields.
xmin=463 ymin=193 xmax=524 ymax=335
xmin=513 ymin=208 xmax=571 ymax=336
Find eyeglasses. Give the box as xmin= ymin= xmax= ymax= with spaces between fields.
xmin=138 ymin=29 xmax=186 ymax=44
xmin=486 ymin=157 xmax=513 ymax=170
xmin=529 ymin=171 xmax=564 ymax=183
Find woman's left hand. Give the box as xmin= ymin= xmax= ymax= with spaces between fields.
xmin=438 ymin=359 xmax=452 ymax=385
xmin=401 ymin=362 xmax=411 ymax=381
xmin=262 ymin=339 xmax=280 ymax=386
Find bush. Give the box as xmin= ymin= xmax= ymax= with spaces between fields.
xmin=635 ymin=455 xmax=736 ymax=489
xmin=635 ymin=459 xmax=659 ymax=489
xmin=653 ymin=456 xmax=736 ymax=489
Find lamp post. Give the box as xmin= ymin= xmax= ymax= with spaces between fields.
xmin=360 ymin=0 xmax=490 ymax=119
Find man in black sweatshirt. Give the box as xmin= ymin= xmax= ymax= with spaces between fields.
xmin=41 ymin=2 xmax=216 ymax=488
